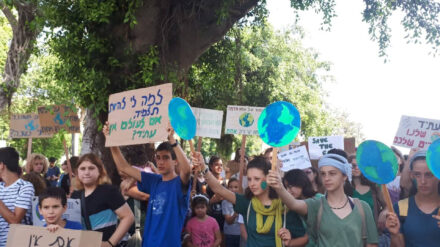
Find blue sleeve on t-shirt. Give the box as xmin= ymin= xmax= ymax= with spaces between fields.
xmin=137 ymin=172 xmax=162 ymax=194
xmin=65 ymin=220 xmax=83 ymax=230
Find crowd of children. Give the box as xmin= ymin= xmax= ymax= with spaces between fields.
xmin=0 ymin=122 xmax=439 ymax=247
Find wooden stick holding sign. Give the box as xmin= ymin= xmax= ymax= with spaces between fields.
xmin=271 ymin=148 xmax=278 ymax=171
xmin=26 ymin=138 xmax=32 ymax=165
xmin=63 ymin=139 xmax=74 ymax=194
xmin=238 ymin=135 xmax=247 ymax=194
xmin=381 ymin=185 xmax=394 ymax=214
xmin=356 ymin=140 xmax=398 ymax=213
xmin=257 ymin=101 xmax=301 ymax=171
xmin=197 ymin=137 xmax=202 ymax=152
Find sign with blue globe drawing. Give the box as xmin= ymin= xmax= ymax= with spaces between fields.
xmin=427 ymin=138 xmax=440 ymax=180
xmin=356 ymin=140 xmax=398 ymax=184
xmin=168 ymin=97 xmax=196 ymax=140
xmin=258 ymin=101 xmax=301 ymax=147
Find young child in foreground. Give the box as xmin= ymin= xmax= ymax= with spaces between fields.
xmin=185 ymin=195 xmax=221 ymax=247
xmin=39 ymin=187 xmax=82 ymax=232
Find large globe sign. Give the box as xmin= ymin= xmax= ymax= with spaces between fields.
xmin=356 ymin=140 xmax=398 ymax=184
xmin=239 ymin=112 xmax=254 ymax=127
xmin=168 ymin=97 xmax=196 ymax=140
xmin=427 ymin=138 xmax=440 ymax=180
xmin=257 ymin=101 xmax=301 ymax=147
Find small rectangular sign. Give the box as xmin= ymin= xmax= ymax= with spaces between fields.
xmin=278 ymin=145 xmax=312 ymax=172
xmin=192 ymin=107 xmax=224 ymax=139
xmin=224 ymin=105 xmax=264 ymax=136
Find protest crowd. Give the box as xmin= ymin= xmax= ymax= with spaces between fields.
xmin=1 ymin=97 xmax=440 ymax=247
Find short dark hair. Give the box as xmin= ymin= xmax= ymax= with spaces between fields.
xmin=191 ymin=195 xmax=209 ymax=217
xmin=283 ymin=169 xmax=317 ymax=199
xmin=245 ymin=156 xmax=278 ymax=200
xmin=69 ymin=156 xmax=79 ymax=173
xmin=49 ymin=157 xmax=57 ymax=163
xmin=228 ymin=177 xmax=239 ymax=187
xmin=0 ymin=147 xmax=21 ymax=174
xmin=156 ymin=142 xmax=176 ymax=160
xmin=39 ymin=187 xmax=67 ymax=207
xmin=328 ymin=148 xmax=347 ymax=159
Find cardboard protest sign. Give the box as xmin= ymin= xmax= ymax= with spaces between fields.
xmin=192 ymin=107 xmax=224 ymax=139
xmin=32 ymin=197 xmax=81 ymax=227
xmin=106 ymin=83 xmax=172 ymax=147
xmin=393 ymin=115 xmax=440 ymax=149
xmin=38 ymin=105 xmax=80 ymax=134
xmin=6 ymin=224 xmax=102 ymax=247
xmin=308 ymin=136 xmax=344 ymax=160
xmin=9 ymin=113 xmax=52 ymax=138
xmin=278 ymin=146 xmax=312 ymax=172
xmin=225 ymin=105 xmax=264 ymax=135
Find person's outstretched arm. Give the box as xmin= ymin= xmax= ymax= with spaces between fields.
xmin=193 ymin=152 xmax=236 ymax=204
xmin=103 ymin=122 xmax=141 ymax=182
xmin=267 ymin=170 xmax=308 ymax=216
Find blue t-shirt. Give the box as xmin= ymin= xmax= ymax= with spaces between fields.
xmin=44 ymin=220 xmax=83 ymax=230
xmin=394 ymin=196 xmax=440 ymax=247
xmin=138 ymin=172 xmax=191 ymax=247
xmin=46 ymin=166 xmax=60 ymax=187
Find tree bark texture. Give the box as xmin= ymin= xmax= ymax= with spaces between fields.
xmin=0 ymin=1 xmax=39 ymax=112
xmin=80 ymin=0 xmax=258 ymax=181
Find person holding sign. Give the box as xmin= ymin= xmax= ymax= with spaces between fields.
xmin=385 ymin=150 xmax=440 ymax=247
xmin=39 ymin=187 xmax=82 ymax=232
xmin=268 ymin=153 xmax=379 ymax=247
xmin=194 ymin=153 xmax=307 ymax=247
xmin=70 ymin=153 xmax=134 ymax=247
xmin=104 ymin=124 xmax=192 ymax=247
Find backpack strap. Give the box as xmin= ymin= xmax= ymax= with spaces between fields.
xmin=247 ymin=200 xmax=251 ymax=225
xmin=315 ymin=196 xmax=324 ymax=241
xmin=353 ymin=198 xmax=367 ymax=246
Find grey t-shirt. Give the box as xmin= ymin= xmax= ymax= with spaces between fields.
xmin=221 ymin=200 xmax=243 ymax=235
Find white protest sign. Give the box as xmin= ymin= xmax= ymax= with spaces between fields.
xmin=32 ymin=197 xmax=81 ymax=227
xmin=106 ymin=83 xmax=172 ymax=146
xmin=393 ymin=115 xmax=440 ymax=149
xmin=7 ymin=224 xmax=102 ymax=247
xmin=278 ymin=145 xmax=312 ymax=172
xmin=192 ymin=107 xmax=224 ymax=139
xmin=308 ymin=136 xmax=344 ymax=160
xmin=224 ymin=105 xmax=264 ymax=135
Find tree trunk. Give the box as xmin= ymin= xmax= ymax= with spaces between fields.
xmin=0 ymin=1 xmax=39 ymax=112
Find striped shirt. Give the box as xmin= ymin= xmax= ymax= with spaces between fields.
xmin=0 ymin=179 xmax=34 ymax=247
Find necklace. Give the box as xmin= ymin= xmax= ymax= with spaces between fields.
xmin=329 ymin=196 xmax=349 ymax=210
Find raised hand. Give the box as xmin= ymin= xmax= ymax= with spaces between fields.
xmin=385 ymin=212 xmax=401 ymax=235
xmin=102 ymin=121 xmax=110 ymax=137
xmin=277 ymin=227 xmax=292 ymax=245
xmin=191 ymin=151 xmax=206 ymax=173
xmin=267 ymin=169 xmax=283 ymax=190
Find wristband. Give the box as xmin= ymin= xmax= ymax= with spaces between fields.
xmin=170 ymin=140 xmax=179 ymax=147
xmin=107 ymin=240 xmax=115 ymax=247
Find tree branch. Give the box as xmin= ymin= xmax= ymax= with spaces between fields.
xmin=0 ymin=2 xmax=18 ymax=31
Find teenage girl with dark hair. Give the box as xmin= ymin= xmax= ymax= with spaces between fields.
xmin=195 ymin=154 xmax=307 ymax=247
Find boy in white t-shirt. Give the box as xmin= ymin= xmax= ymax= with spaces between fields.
xmin=0 ymin=147 xmax=35 ymax=247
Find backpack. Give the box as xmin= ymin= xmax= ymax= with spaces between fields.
xmin=315 ymin=197 xmax=367 ymax=247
